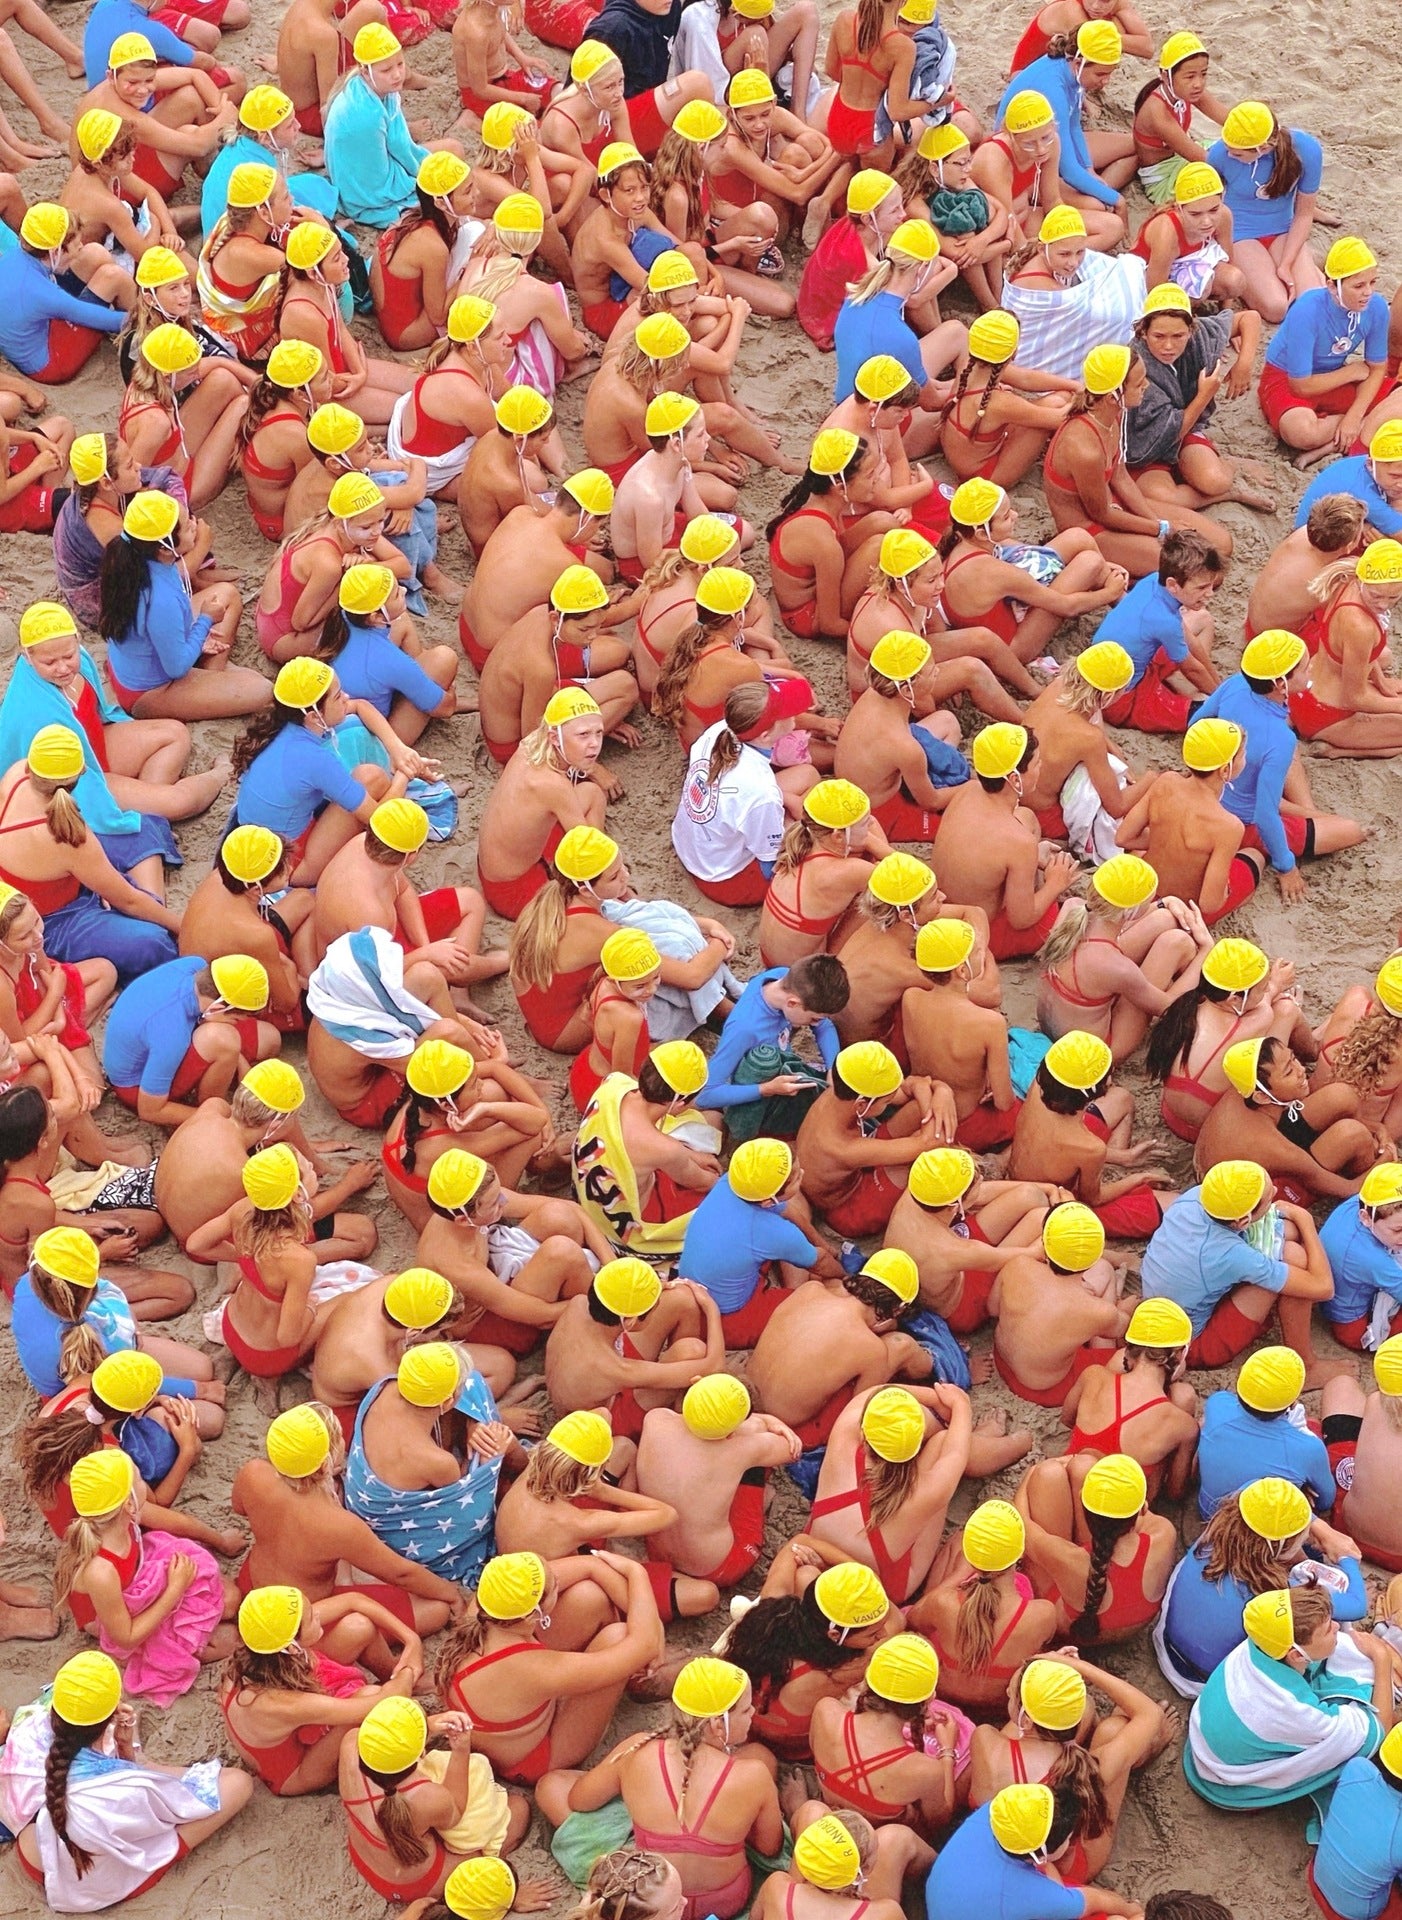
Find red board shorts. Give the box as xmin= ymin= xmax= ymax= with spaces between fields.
xmin=943 ymin=1216 xmax=993 ymax=1334
xmin=1258 ymin=362 xmax=1397 ymax=437
xmin=1186 ymin=1292 xmax=1266 ymax=1369
xmin=1326 ymin=1305 xmax=1402 ymax=1352
xmin=987 ymin=898 xmax=1059 ymax=961
xmin=994 ymin=1339 xmax=1104 ymax=1408
xmin=113 ymin=1017 xmax=260 ymax=1110
xmin=1241 ymin=814 xmax=1311 ymax=860
xmin=1201 ymin=850 xmax=1261 ymax=927
xmin=873 ymin=790 xmax=942 ymax=844
xmin=625 ymin=86 xmax=668 ymax=158
xmin=33 ymin=318 xmax=107 ymax=384
xmin=338 ymin=1067 xmax=404 ymax=1129
xmin=391 ymin=886 xmax=463 ymax=952
xmin=459 ymin=67 xmax=555 ymax=117
xmin=693 ymin=861 xmax=770 ymax=906
xmin=792 ymin=1383 xmax=854 ymax=1452
xmin=718 ymin=1278 xmax=788 ymax=1348
xmin=1102 ymin=653 xmax=1194 ymax=734
xmin=955 ymin=1098 xmax=1022 ymax=1151
xmin=583 ymin=297 xmax=627 ymax=340
xmin=645 ymin=1469 xmax=766 ymax=1609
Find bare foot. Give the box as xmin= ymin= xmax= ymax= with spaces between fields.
xmin=1311 ymin=199 xmax=1342 ymax=228
xmin=1291 ymin=445 xmax=1336 ymax=472
xmin=255 ymin=49 xmax=279 ymax=71
xmin=499 ymin=1372 xmax=545 ymax=1406
xmin=0 ymin=1579 xmax=46 ymax=1607
xmin=1151 ymin=1699 xmax=1184 ymax=1758
xmin=423 ymin=562 xmax=464 ymax=599
xmin=501 ymin=1402 xmax=543 ymax=1438
xmin=968 ymin=1348 xmax=994 ymax=1384
xmin=175 ymin=762 xmax=233 ymax=814
xmin=449 ymin=988 xmax=498 ymax=1023
xmin=0 ymin=1601 xmax=59 ymax=1642
xmin=779 ymin=1766 xmax=811 ymax=1823
xmin=64 ymin=61 xmax=85 ymax=80
xmin=1303 ymin=1357 xmax=1359 ymax=1389
xmin=1226 ymin=478 xmax=1277 ymax=512
xmin=777 ymin=454 xmax=806 ymax=476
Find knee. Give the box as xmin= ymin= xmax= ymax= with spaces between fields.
xmin=541 ymin=1229 xmax=587 ymax=1264
xmin=73 ymin=242 xmax=110 ymax=279
xmin=754 ymin=203 xmax=779 ymax=239
xmin=219 ymin=1767 xmax=256 ymax=1815
xmin=680 ymin=69 xmax=714 ymax=104
xmin=403 ymin=961 xmax=443 ymax=997
xmin=346 ymin=1214 xmax=379 ymax=1257
xmin=168 ymin=1274 xmax=196 ymax=1314
xmin=208 ymin=1024 xmax=242 ymax=1063
xmin=426 ymin=644 xmax=459 ymax=686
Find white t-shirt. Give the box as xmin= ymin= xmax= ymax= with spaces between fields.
xmin=671 ymin=724 xmax=785 ymax=882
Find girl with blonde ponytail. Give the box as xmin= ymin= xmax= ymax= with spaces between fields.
xmin=969 ymin=1651 xmax=1172 ymax=1880
xmin=0 ymin=726 xmax=182 ymax=980
xmin=56 ymin=1447 xmax=229 ymax=1703
xmin=509 ymin=826 xmax=625 ymax=1050
xmin=759 ymin=779 xmax=890 ymax=968
xmin=456 ymin=193 xmax=589 ymax=390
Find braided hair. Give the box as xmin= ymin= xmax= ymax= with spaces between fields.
xmin=46 ymin=1705 xmax=115 ymax=1878
xmin=1069 ymin=1509 xmax=1136 ymax=1642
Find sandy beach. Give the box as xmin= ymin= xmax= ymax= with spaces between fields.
xmin=1 ymin=0 xmax=1399 ymax=1913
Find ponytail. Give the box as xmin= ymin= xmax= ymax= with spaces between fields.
xmin=510 ymin=877 xmax=572 ymax=994
xmin=1045 ymin=1738 xmax=1112 ymax=1840
xmin=27 ymin=772 xmax=88 ymax=850
xmin=53 ymin=1514 xmax=103 ymax=1609
xmin=953 ymin=1570 xmax=1003 ymax=1673
xmin=1264 ymin=121 xmax=1303 ymax=200
xmin=362 ymin=1762 xmax=431 ymax=1867
xmin=1039 ymin=896 xmax=1090 ymax=970
xmin=27 ymin=1259 xmax=105 ymax=1379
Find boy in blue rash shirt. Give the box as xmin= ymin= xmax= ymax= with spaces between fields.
xmin=0 ymin=205 xmax=130 ymax=382
xmin=326 ymin=565 xmax=457 ymax=745
xmin=995 ymin=25 xmax=1136 ymax=229
xmin=1313 ymin=1738 xmax=1402 ymax=1920
xmin=926 ymin=1782 xmax=1140 ymax=1920
xmin=1196 ymin=629 xmax=1364 ymax=904
xmin=1195 ymin=1344 xmax=1335 ymax=1520
xmin=1320 ymin=1164 xmax=1402 ymax=1350
xmin=103 ymin=952 xmax=276 ymax=1128
xmin=678 ymin=1135 xmax=843 ymax=1343
xmin=1260 ymin=236 xmax=1400 ymax=456
xmin=1098 ymin=530 xmax=1223 ymax=732
xmin=1296 ymin=427 xmax=1402 ymax=541
xmin=700 ymin=954 xmax=848 ymax=1134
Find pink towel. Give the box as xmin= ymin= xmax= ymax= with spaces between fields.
xmin=101 ymin=1529 xmax=224 ymax=1707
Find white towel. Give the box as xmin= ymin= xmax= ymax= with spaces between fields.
xmin=599 ymin=895 xmax=737 ymax=1036
xmin=306 ymin=925 xmax=439 ymax=1059
xmin=387 ymin=387 xmax=475 ymax=494
xmin=1060 ymin=754 xmax=1127 ymax=866
xmin=1004 ymin=249 xmax=1147 ymax=383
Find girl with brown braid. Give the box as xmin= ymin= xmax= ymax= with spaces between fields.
xmin=570 ymin=1849 xmax=691 ymax=1920
xmin=939 ymin=310 xmax=1078 ymax=486
xmin=970 ymin=1652 xmax=1177 ymax=1879
xmin=1014 ymin=1453 xmax=1176 ymax=1645
xmin=13 ymin=1649 xmax=251 ymax=1908
xmin=547 ymin=1657 xmax=782 ymax=1919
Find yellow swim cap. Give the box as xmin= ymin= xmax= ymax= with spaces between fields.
xmin=353 ymin=21 xmax=401 ymax=62
xmin=481 ymin=102 xmax=532 ymax=151
xmin=1370 ymin=422 xmax=1402 ymax=463
xmin=635 ymin=312 xmax=691 ymax=362
xmin=266 ymin=1403 xmax=331 ymax=1477
xmin=810 ymin=427 xmax=860 ymax=477
xmin=650 ymin=1039 xmax=708 ymax=1096
xmin=397 ymin=1341 xmax=461 ymax=1409
xmin=594 ymin=1256 xmax=662 ymax=1317
xmin=1242 ymin=1588 xmax=1294 ymax=1659
xmin=240 ymin=84 xmax=294 ymax=132
xmin=672 ymin=1655 xmax=747 ymax=1717
xmin=572 ymin=38 xmax=622 ymax=83
xmin=71 ymin=1447 xmax=135 ymax=1518
xmin=1142 ymin=281 xmax=1192 ymax=320
xmin=69 ymin=434 xmax=109 ymax=486
xmin=964 ymin=1498 xmax=1025 ymax=1571
xmin=813 ymin=1561 xmax=890 ymax=1631
xmin=1174 ymin=161 xmax=1223 ymax=204
xmin=855 ymin=353 xmax=916 ymax=404
xmin=596 ymin=138 xmax=645 ymax=179
xmin=1377 ymin=955 xmax=1402 ymax=1020
xmin=19 ymin=601 xmax=77 ymax=649
xmin=888 ymin=218 xmax=940 ymax=262
xmin=1159 ymin=30 xmax=1206 ymax=67
xmin=445 ymin=1858 xmax=517 ymax=1920
xmin=880 ymin=526 xmax=936 ymax=578
xmin=123 ymin=484 xmax=182 ymax=538
xmin=727 ymin=68 xmax=777 ymax=107
xmin=870 ymin=631 xmax=934 ymax=692
xmin=495 ymin=385 xmax=553 ymax=436
xmin=327 ymin=472 xmax=384 ymax=520
xmin=307 ymin=402 xmax=365 ymax=457
xmin=358 ymin=1696 xmax=427 ymax=1773
xmin=418 ymin=149 xmax=472 ymax=198
xmin=563 ymin=468 xmax=616 ymax=517
xmin=1201 ymin=936 xmax=1268 ymax=993
xmin=1076 ymin=639 xmax=1134 ymax=692
xmin=1081 ymin=1452 xmax=1147 ymax=1519
xmin=447 ymin=294 xmax=496 ymax=343
xmin=427 ymin=1148 xmax=490 ymax=1213
xmin=728 ymin=1137 xmax=793 ymax=1203
xmin=682 ymin=1372 xmax=751 ymax=1438
xmin=1182 ymin=715 xmax=1242 ymax=772
xmin=20 ymin=203 xmax=69 ymax=251
xmin=209 ymin=953 xmax=269 ymax=1013
xmin=862 ymin=1384 xmax=925 ymax=1462
xmin=406 ymin=1038 xmax=473 ymax=1100
xmin=34 ymin=1224 xmax=100 ymax=1287
xmin=1042 ymin=1201 xmax=1105 ymax=1273
xmin=243 ymin=1141 xmax=300 ymax=1211
xmin=644 ymin=391 xmax=701 ymax=441
xmin=1241 ymin=628 xmax=1306 ymax=679
xmin=861 ymin=1248 xmax=919 ymax=1306
xmin=1358 ymin=538 xmax=1402 ymax=585
xmin=1044 ymin=1030 xmax=1113 ymax=1092
xmin=672 ymin=99 xmax=727 ymax=143
xmin=968 ymin=310 xmax=1020 ymax=364
xmin=1325 ymin=235 xmax=1376 ymax=282
xmin=92 ymin=1349 xmax=162 ymax=1415
xmin=1126 ymin=1297 xmax=1191 ymax=1348
xmin=1380 ymin=1724 xmax=1402 ymax=1784
xmin=648 ymin=248 xmax=700 ymax=294
xmin=600 ymin=928 xmax=661 ymax=983
xmin=915 ymin=915 xmax=976 ymax=974
xmin=76 ymin=108 xmax=123 ymax=164
xmin=554 ymin=824 xmax=618 ymax=884
xmin=919 ymin=120 xmax=969 ymax=162
xmin=991 ymin=1782 xmax=1055 ymax=1856
xmin=971 ymin=720 xmax=1028 ymax=779
xmin=340 ymin=563 xmax=397 ymax=618
xmin=52 ymin=1651 xmax=123 ymax=1727
xmin=1075 ymin=18 xmax=1121 ymax=62
xmin=835 ymin=1040 xmax=904 ymax=1099
xmin=1238 ymin=1477 xmax=1310 ymax=1543
xmin=238 ymin=1584 xmax=304 ymax=1655
xmin=1093 ymin=852 xmax=1157 ymax=910
xmin=1222 ymin=102 xmax=1274 ymax=150
xmin=285 ymin=221 xmax=337 ymax=272
xmin=794 ymin=1814 xmax=863 ymax=1890
xmin=1004 ymin=89 xmax=1054 ymax=134
xmin=846 ymin=168 xmax=897 ymax=215
xmin=493 ymin=191 xmax=544 ymax=234
xmin=548 ymin=1409 xmax=614 ymax=1467
xmin=867 ymin=1631 xmax=939 ymax=1704
xmin=28 ymin=723 xmax=86 ymax=783
xmin=267 ymin=340 xmax=324 ymax=393
xmin=383 ymin=1267 xmax=455 ymax=1330
xmin=1199 ymin=1158 xmax=1268 ymax=1222
xmin=1375 ymin=1334 xmax=1402 ymax=1396
xmin=1236 ymin=1344 xmax=1305 ymax=1413
xmin=108 ymin=29 xmax=156 ymax=65
xmin=1361 ymin=1161 xmax=1402 ymax=1210
xmin=543 ymin=687 xmax=603 ymax=728
xmin=1039 ymin=205 xmax=1087 ymax=245
xmin=551 ymin=563 xmax=613 ymax=614
xmin=909 ymin=1146 xmax=976 ymax=1209
xmin=227 ymin=160 xmax=278 ymax=208
xmin=805 ymin=777 xmax=869 ymax=830
xmin=1083 ymin=343 xmax=1132 ymax=395
xmin=1021 ymin=1659 xmax=1086 ymax=1732
xmin=273 ymin=657 xmax=335 ymax=712
xmin=950 ymin=477 xmax=1008 ymax=534
xmin=477 ymin=1550 xmax=547 ymax=1619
